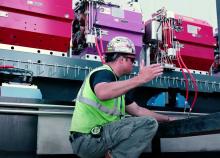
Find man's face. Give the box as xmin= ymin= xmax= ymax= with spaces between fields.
xmin=121 ymin=55 xmax=135 ymax=74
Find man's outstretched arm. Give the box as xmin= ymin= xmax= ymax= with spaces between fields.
xmin=126 ymin=102 xmax=176 ymax=122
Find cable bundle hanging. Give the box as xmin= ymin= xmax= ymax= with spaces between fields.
xmin=95 ymin=36 xmax=105 ymax=64
xmin=176 ymin=42 xmax=198 ymax=113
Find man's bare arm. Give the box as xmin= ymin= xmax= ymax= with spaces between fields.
xmin=125 ymin=102 xmax=175 ymax=122
xmin=94 ymin=64 xmax=163 ymax=100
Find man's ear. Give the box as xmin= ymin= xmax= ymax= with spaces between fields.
xmin=118 ymin=56 xmax=124 ymax=63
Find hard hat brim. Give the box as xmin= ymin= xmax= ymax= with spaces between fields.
xmin=105 ymin=51 xmax=135 ymax=56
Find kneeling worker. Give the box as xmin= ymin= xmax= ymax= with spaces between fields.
xmin=69 ymin=36 xmax=175 ymax=158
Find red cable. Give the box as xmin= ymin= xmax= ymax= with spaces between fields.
xmin=162 ymin=22 xmax=166 ymax=52
xmin=99 ymin=37 xmax=104 ymax=54
xmin=169 ymin=19 xmax=173 ymax=47
xmin=0 ymin=65 xmax=15 ymax=69
xmin=178 ymin=53 xmax=198 ymax=95
xmin=166 ymin=21 xmax=170 ymax=49
xmin=178 ymin=51 xmax=198 ymax=112
xmin=95 ymin=37 xmax=105 ymax=64
xmin=167 ymin=20 xmax=172 ymax=48
xmin=177 ymin=52 xmax=189 ymax=102
xmin=165 ymin=21 xmax=168 ymax=52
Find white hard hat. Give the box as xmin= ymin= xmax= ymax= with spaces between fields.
xmin=105 ymin=36 xmax=135 ymax=56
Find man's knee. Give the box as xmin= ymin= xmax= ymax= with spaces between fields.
xmin=141 ymin=116 xmax=159 ymax=132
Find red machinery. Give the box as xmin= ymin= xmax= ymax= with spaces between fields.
xmin=144 ymin=8 xmax=217 ymax=112
xmin=173 ymin=14 xmax=216 ymax=71
xmin=144 ymin=8 xmax=216 ymax=72
xmin=0 ymin=0 xmax=74 ymax=53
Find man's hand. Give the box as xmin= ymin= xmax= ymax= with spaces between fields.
xmin=94 ymin=60 xmax=163 ymax=100
xmin=168 ymin=116 xmax=178 ymax=122
xmin=126 ymin=102 xmax=178 ymax=122
xmin=137 ymin=60 xmax=163 ymax=84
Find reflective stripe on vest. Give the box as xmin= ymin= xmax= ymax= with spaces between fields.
xmin=76 ymin=80 xmax=121 ymax=116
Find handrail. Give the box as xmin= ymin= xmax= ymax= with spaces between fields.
xmin=0 ymin=102 xmax=209 ymax=117
xmin=0 ymin=109 xmax=73 ymax=115
xmin=155 ymin=110 xmax=208 ymax=117
xmin=0 ymin=102 xmax=74 ymax=109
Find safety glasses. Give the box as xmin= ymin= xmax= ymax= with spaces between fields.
xmin=124 ymin=56 xmax=135 ymax=64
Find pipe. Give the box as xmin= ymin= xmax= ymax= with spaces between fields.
xmin=0 ymin=109 xmax=73 ymax=115
xmin=0 ymin=102 xmax=74 ymax=109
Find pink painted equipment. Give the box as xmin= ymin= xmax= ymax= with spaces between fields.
xmin=173 ymin=14 xmax=216 ymax=71
xmin=144 ymin=8 xmax=216 ymax=71
xmin=94 ymin=4 xmax=144 ymax=58
xmin=72 ymin=1 xmax=144 ymax=59
xmin=0 ymin=0 xmax=74 ymax=53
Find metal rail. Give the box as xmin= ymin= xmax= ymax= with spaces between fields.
xmin=155 ymin=110 xmax=208 ymax=117
xmin=0 ymin=102 xmax=209 ymax=116
xmin=0 ymin=101 xmax=74 ymax=109
xmin=0 ymin=109 xmax=73 ymax=115
xmin=0 ymin=102 xmax=74 ymax=115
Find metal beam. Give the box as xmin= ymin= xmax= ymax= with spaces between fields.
xmin=1 ymin=49 xmax=220 ymax=93
xmin=157 ymin=112 xmax=220 ymax=138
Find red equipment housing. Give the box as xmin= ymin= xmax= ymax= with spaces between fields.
xmin=173 ymin=14 xmax=216 ymax=71
xmin=0 ymin=0 xmax=74 ymax=53
xmin=145 ymin=12 xmax=216 ymax=72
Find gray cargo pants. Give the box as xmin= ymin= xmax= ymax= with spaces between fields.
xmin=70 ymin=116 xmax=158 ymax=158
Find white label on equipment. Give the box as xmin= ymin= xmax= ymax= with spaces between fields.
xmin=0 ymin=11 xmax=8 ymax=17
xmin=187 ymin=24 xmax=199 ymax=34
xmin=100 ymin=7 xmax=111 ymax=15
xmin=27 ymin=0 xmax=43 ymax=6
